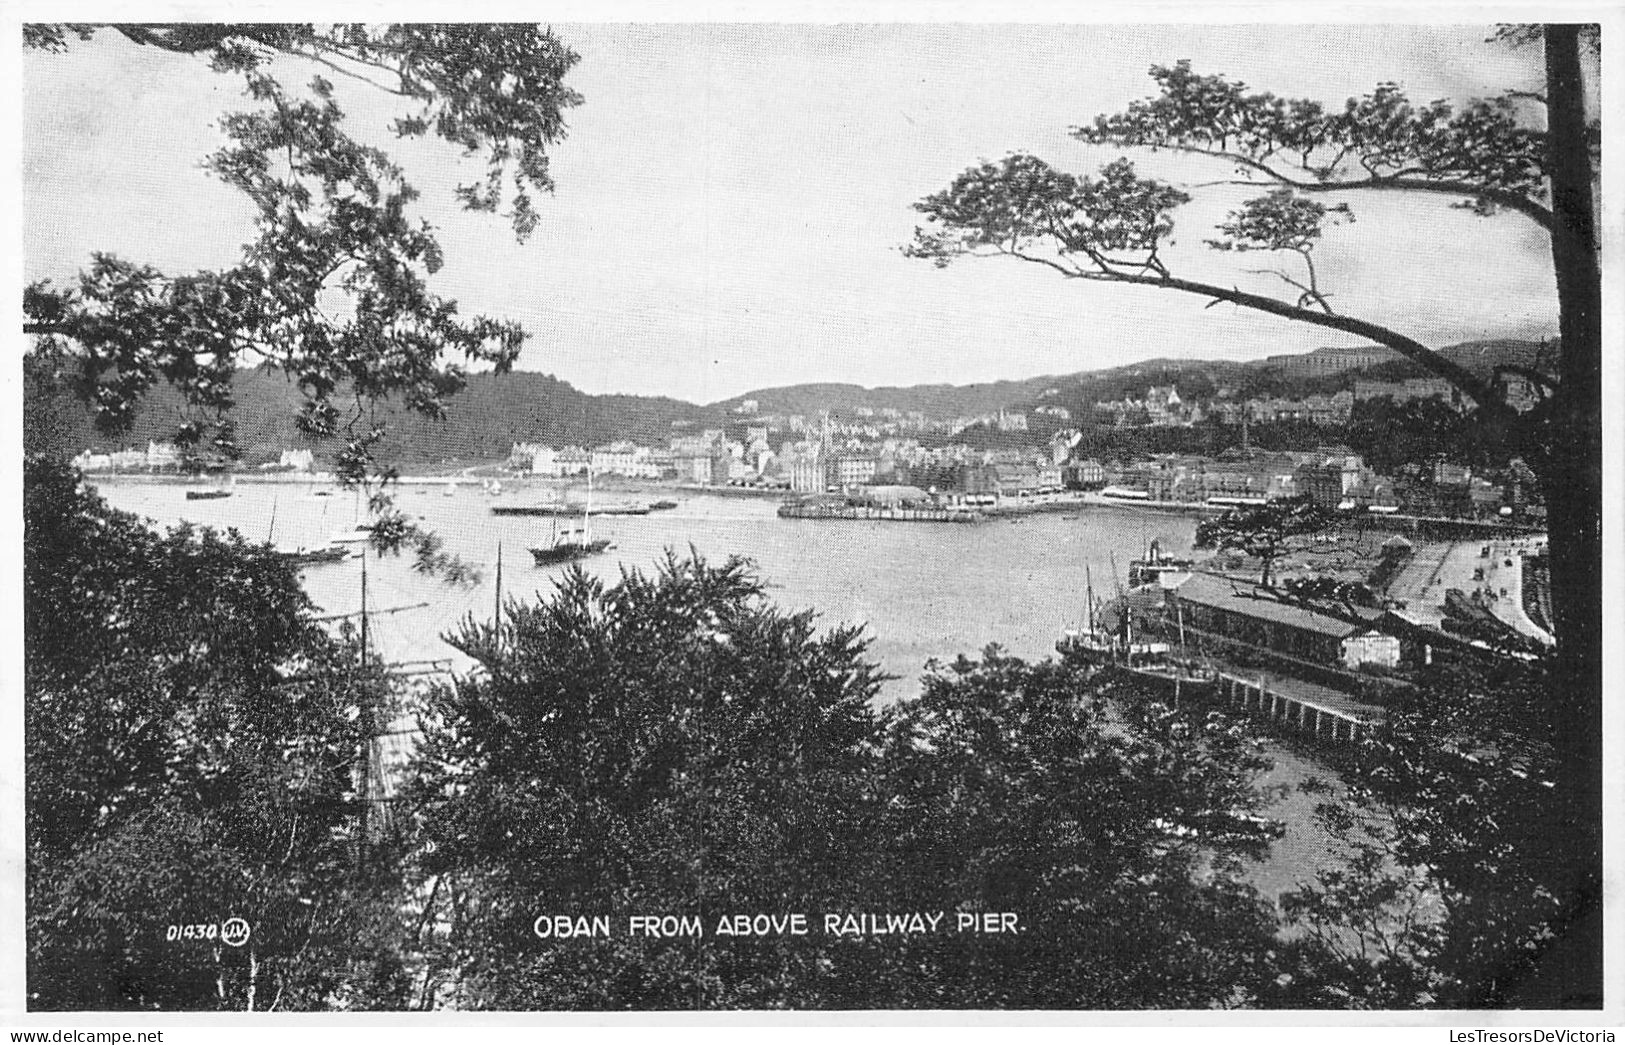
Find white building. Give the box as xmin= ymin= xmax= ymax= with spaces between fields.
xmin=591 ymin=443 xmax=660 ymax=479
xmin=73 ymin=450 xmax=113 ymax=472
xmin=147 ymin=441 xmax=180 ymax=470
xmin=527 ymin=446 xmax=561 ymax=477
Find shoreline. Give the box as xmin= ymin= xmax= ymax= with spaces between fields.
xmin=81 ymin=474 xmax=1545 ymax=537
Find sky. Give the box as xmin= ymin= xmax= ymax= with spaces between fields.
xmin=21 ymin=20 xmax=1566 ymax=405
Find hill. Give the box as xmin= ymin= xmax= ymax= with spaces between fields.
xmin=25 ymin=338 xmax=1552 ymax=468
xmin=24 ymin=361 xmax=715 ymax=469
xmin=712 ymin=339 xmax=1552 ymax=423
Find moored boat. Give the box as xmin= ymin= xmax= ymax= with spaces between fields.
xmin=276 ymin=544 xmax=352 ymax=566
xmin=530 ymin=531 xmax=613 ymax=566
xmin=530 ymin=468 xmax=611 ymax=566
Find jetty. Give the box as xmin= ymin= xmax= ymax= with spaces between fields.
xmin=777 ymin=502 xmax=983 ymax=523
xmin=1211 ymin=669 xmax=1382 ymax=744
xmin=777 ymin=486 xmax=984 ymax=523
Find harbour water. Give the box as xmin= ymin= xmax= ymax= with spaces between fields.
xmin=90 ymin=477 xmax=1347 ymax=902
xmin=94 ymin=479 xmax=1203 ymax=699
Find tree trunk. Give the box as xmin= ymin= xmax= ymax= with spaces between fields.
xmin=1513 ymin=22 xmax=1603 ymax=1008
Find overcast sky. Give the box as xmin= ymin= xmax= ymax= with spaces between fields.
xmin=22 ymin=21 xmax=1562 ymax=404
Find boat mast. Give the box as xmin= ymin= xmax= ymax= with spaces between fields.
xmin=494 ymin=541 xmax=504 ymax=632
xmin=357 ymin=544 xmax=375 ymax=849
xmin=359 ymin=545 xmax=368 ymax=668
xmin=584 ymin=466 xmax=594 ymax=545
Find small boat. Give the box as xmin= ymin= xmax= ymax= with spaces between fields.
xmin=530 ymin=529 xmax=612 ymax=566
xmin=493 ymin=504 xmax=578 ymax=517
xmin=185 ymin=488 xmax=232 ymax=500
xmin=276 ymin=544 xmax=351 ymax=566
xmin=649 ymin=500 xmax=679 ymax=511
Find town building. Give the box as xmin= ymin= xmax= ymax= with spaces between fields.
xmin=1264 ymin=345 xmax=1402 ymax=377
xmin=1354 ymin=378 xmax=1473 ymax=410
xmin=1161 ymin=573 xmax=1401 ymax=670
xmin=832 ymin=454 xmax=878 ymax=487
xmin=278 ymin=448 xmax=316 ymax=472
xmin=1063 ymin=458 xmax=1108 ymax=490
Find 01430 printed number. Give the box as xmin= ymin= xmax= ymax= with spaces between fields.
xmin=164 ymin=918 xmax=251 ymax=946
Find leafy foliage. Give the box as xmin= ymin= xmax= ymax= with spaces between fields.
xmin=25 ymin=457 xmax=409 ymax=1010
xmin=1073 ymin=60 xmax=1549 ymax=216
xmin=410 ymin=554 xmax=887 ymax=1008
xmin=1194 ymin=495 xmax=1333 ymax=585
xmin=24 ymin=24 xmax=583 ymax=578
xmin=408 ymin=559 xmax=1288 ymax=1009
xmin=866 ymin=652 xmax=1282 ymax=1008
xmin=1278 ymin=659 xmax=1582 ymax=1007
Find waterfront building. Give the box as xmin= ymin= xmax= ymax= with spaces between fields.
xmin=524 ymin=445 xmax=560 ymax=477
xmin=832 ymin=454 xmax=878 ymax=487
xmin=780 ymin=445 xmax=825 ymax=493
xmin=673 ymin=453 xmax=713 ymax=484
xmin=1062 ymin=458 xmax=1107 ymax=490
xmin=555 ymin=447 xmax=591 ymax=476
xmin=109 ymin=448 xmax=148 ymax=471
xmin=1161 ymin=573 xmax=1401 ymax=670
xmin=145 ymin=441 xmax=181 ymax=471
xmin=279 ymin=448 xmax=316 ymax=472
xmin=591 ymin=442 xmax=661 ymax=479
xmin=72 ymin=450 xmax=114 ymax=472
xmin=1293 ymin=454 xmax=1367 ymax=509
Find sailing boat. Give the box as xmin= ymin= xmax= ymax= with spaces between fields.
xmin=1110 ymin=570 xmax=1219 ymax=702
xmin=1057 ymin=564 xmax=1116 ymax=667
xmin=530 ymin=467 xmax=612 ymax=566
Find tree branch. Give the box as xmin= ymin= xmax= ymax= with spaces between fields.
xmin=987 ymin=247 xmax=1504 ymax=414
xmin=1129 ymin=143 xmax=1557 ymax=232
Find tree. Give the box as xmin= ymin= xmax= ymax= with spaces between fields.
xmin=405 ymin=560 xmax=1292 ymax=1009
xmin=24 ymin=457 xmax=410 ymax=1010
xmin=867 ymin=650 xmax=1283 ymax=1008
xmin=23 ymin=24 xmax=584 ymax=576
xmin=407 ymin=554 xmax=890 ymax=1009
xmin=905 ymin=30 xmax=1596 ymax=658
xmin=1344 ymin=395 xmax=1482 ymax=475
xmin=1276 ymin=658 xmax=1579 ymax=1007
xmin=1194 ymin=495 xmax=1333 ymax=586
xmin=907 ymin=30 xmax=1601 ymax=998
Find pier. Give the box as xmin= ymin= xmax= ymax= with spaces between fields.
xmin=1211 ymin=668 xmax=1383 ymax=744
xmin=776 ymin=502 xmax=983 ymax=523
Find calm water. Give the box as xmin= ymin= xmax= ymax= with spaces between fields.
xmin=95 ymin=480 xmax=1198 ymax=699
xmin=91 ymin=477 xmax=1344 ymax=901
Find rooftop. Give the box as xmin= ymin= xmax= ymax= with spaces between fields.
xmin=1169 ymin=573 xmax=1367 ymax=639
